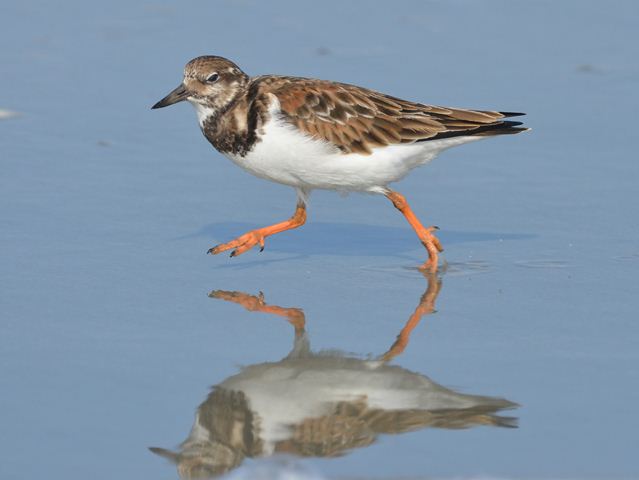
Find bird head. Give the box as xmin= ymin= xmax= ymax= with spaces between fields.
xmin=152 ymin=56 xmax=249 ymax=114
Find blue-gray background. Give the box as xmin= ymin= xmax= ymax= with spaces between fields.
xmin=2 ymin=1 xmax=638 ymax=479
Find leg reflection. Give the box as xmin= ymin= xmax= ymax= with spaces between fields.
xmin=380 ymin=271 xmax=442 ymax=362
xmin=209 ymin=290 xmax=306 ymax=333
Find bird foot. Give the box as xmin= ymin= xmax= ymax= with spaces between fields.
xmin=419 ymin=226 xmax=443 ymax=271
xmin=207 ymin=230 xmax=266 ymax=257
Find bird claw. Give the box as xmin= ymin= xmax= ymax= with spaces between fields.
xmin=208 ymin=230 xmax=265 ymax=258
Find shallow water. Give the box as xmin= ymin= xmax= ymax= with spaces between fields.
xmin=2 ymin=1 xmax=639 ymax=479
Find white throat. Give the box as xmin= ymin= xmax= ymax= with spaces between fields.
xmin=189 ymin=100 xmax=217 ymax=127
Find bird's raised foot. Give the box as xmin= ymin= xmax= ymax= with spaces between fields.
xmin=207 ymin=230 xmax=266 ymax=257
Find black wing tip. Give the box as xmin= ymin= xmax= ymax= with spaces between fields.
xmin=474 ymin=120 xmax=530 ymax=137
xmin=502 ymin=120 xmax=524 ymax=127
xmin=499 ymin=111 xmax=526 ymax=118
xmin=420 ymin=120 xmax=529 ymax=142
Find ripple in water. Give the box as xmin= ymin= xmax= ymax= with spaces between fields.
xmin=515 ymin=259 xmax=570 ymax=269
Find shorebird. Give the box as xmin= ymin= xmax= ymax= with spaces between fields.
xmin=152 ymin=56 xmax=527 ymax=269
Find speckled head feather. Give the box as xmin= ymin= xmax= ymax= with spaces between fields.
xmin=183 ymin=56 xmax=247 ymax=83
xmin=182 ymin=56 xmax=249 ymax=108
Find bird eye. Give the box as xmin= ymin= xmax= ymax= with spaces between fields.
xmin=206 ymin=73 xmax=219 ymax=83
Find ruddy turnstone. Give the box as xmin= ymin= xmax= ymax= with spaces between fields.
xmin=152 ymin=56 xmax=528 ymax=269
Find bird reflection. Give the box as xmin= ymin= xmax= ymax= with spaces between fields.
xmin=151 ymin=273 xmax=518 ymax=478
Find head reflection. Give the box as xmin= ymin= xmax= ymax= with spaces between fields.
xmin=151 ymin=273 xmax=518 ymax=478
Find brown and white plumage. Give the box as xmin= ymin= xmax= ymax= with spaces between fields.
xmin=152 ymin=56 xmax=528 ymax=268
xmin=263 ymin=75 xmax=526 ymax=155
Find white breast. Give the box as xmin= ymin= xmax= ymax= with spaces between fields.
xmin=220 ymin=98 xmax=483 ymax=193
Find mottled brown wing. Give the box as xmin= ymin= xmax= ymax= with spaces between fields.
xmin=259 ymin=76 xmax=525 ymax=155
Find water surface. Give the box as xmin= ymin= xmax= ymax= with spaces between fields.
xmin=1 ymin=1 xmax=638 ymax=479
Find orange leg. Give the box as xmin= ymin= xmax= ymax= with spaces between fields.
xmin=385 ymin=190 xmax=443 ymax=271
xmin=209 ymin=290 xmax=306 ymax=332
xmin=208 ymin=201 xmax=307 ymax=257
xmin=380 ymin=271 xmax=442 ymax=362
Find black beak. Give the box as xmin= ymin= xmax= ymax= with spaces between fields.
xmin=151 ymin=84 xmax=188 ymax=109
